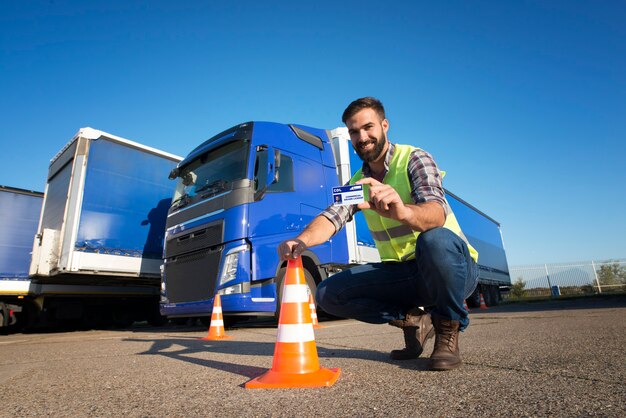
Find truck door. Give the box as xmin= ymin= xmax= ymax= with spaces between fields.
xmin=248 ymin=147 xmax=329 ymax=281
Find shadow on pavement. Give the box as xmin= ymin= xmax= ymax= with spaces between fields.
xmin=125 ymin=333 xmax=434 ymax=378
xmin=116 ymin=294 xmax=626 ymax=380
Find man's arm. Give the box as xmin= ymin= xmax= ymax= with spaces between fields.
xmin=277 ymin=215 xmax=337 ymax=260
xmin=356 ymin=177 xmax=445 ymax=232
xmin=407 ymin=148 xmax=448 ymax=217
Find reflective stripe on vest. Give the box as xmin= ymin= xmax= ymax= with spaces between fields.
xmin=350 ymin=144 xmax=479 ymax=263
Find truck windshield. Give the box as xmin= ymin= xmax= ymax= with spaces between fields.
xmin=172 ymin=140 xmax=249 ymax=205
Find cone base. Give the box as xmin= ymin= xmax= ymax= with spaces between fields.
xmin=201 ymin=335 xmax=233 ymax=341
xmin=245 ymin=367 xmax=341 ymax=389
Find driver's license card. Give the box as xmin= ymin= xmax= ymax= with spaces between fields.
xmin=332 ymin=185 xmax=365 ymax=206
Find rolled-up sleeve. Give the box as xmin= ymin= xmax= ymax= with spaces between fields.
xmin=407 ymin=149 xmax=449 ymax=215
xmin=319 ymin=202 xmax=357 ymax=234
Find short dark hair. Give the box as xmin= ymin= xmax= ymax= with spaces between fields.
xmin=342 ymin=97 xmax=386 ymax=124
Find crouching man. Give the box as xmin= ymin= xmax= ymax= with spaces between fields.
xmin=278 ymin=97 xmax=478 ymax=370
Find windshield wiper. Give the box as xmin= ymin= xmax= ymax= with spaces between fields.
xmin=197 ymin=180 xmax=228 ymax=199
xmin=171 ymin=193 xmax=190 ymax=209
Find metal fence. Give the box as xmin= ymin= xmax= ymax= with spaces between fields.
xmin=507 ymin=259 xmax=626 ymax=300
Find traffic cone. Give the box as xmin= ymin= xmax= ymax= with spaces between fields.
xmin=245 ymin=257 xmax=340 ymax=389
xmin=479 ymin=293 xmax=488 ymax=310
xmin=463 ymin=299 xmax=470 ymax=312
xmin=309 ymin=293 xmax=323 ymax=329
xmin=201 ymin=294 xmax=232 ymax=340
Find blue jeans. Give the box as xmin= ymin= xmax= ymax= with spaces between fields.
xmin=316 ymin=227 xmax=478 ymax=330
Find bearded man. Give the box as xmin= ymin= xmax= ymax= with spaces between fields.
xmin=278 ymin=97 xmax=479 ymax=371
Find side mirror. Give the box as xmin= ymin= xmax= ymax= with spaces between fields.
xmin=168 ymin=168 xmax=179 ymax=180
xmin=255 ymin=146 xmax=281 ymax=200
xmin=268 ymin=148 xmax=281 ymax=187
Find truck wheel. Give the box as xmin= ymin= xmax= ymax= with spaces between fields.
xmin=274 ymin=266 xmax=317 ymax=321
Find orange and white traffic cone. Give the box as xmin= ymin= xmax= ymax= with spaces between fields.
xmin=479 ymin=293 xmax=488 ymax=310
xmin=309 ymin=293 xmax=323 ymax=329
xmin=245 ymin=257 xmax=340 ymax=389
xmin=463 ymin=299 xmax=470 ymax=312
xmin=201 ymin=294 xmax=232 ymax=340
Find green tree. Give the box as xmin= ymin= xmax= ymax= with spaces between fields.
xmin=510 ymin=277 xmax=526 ymax=299
xmin=597 ymin=262 xmax=626 ymax=286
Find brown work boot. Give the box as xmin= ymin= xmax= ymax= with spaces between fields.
xmin=430 ymin=317 xmax=462 ymax=370
xmin=388 ymin=307 xmax=428 ymax=329
xmin=389 ymin=308 xmax=435 ymax=360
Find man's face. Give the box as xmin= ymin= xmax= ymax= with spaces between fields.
xmin=346 ymin=108 xmax=389 ymax=163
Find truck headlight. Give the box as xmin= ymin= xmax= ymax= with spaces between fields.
xmin=218 ymin=244 xmax=248 ymax=286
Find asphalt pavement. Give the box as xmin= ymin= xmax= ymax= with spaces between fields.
xmin=1 ymin=295 xmax=624 ymax=417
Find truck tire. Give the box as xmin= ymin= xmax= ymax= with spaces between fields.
xmin=274 ymin=266 xmax=317 ymax=320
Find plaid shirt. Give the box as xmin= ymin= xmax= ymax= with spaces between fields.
xmin=321 ymin=143 xmax=448 ymax=233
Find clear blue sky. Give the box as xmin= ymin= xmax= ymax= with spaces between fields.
xmin=1 ymin=0 xmax=624 ymax=266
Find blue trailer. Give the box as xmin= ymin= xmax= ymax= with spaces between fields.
xmin=160 ymin=122 xmax=511 ymax=322
xmin=445 ymin=191 xmax=511 ymax=307
xmin=0 ymin=186 xmax=44 ymax=328
xmin=1 ymin=128 xmax=181 ymax=330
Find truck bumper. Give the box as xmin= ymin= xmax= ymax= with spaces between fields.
xmin=160 ymin=292 xmax=276 ymax=317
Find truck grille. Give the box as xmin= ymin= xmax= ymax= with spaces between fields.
xmin=165 ymin=221 xmax=223 ymax=258
xmin=164 ymin=245 xmax=223 ymax=303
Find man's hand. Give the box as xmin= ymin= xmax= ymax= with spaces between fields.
xmin=356 ymin=177 xmax=411 ymax=222
xmin=276 ymin=216 xmax=337 ymax=261
xmin=355 ymin=177 xmax=446 ymax=231
xmin=277 ymin=238 xmax=308 ymax=260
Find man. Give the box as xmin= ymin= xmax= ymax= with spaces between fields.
xmin=277 ymin=97 xmax=478 ymax=370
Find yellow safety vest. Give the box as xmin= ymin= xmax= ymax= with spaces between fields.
xmin=350 ymin=144 xmax=479 ymax=263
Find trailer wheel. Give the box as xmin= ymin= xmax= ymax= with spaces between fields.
xmin=467 ymin=286 xmax=481 ymax=309
xmin=488 ymin=285 xmax=500 ymax=306
xmin=274 ymin=266 xmax=317 ymax=321
xmin=0 ymin=302 xmax=8 ymax=328
xmin=1 ymin=302 xmax=29 ymax=334
xmin=112 ymin=308 xmax=135 ymax=328
xmin=483 ymin=286 xmax=492 ymax=306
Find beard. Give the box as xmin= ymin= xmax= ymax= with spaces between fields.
xmin=355 ymin=132 xmax=387 ymax=163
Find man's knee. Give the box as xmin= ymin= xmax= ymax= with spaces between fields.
xmin=416 ymin=227 xmax=459 ymax=257
xmin=315 ymin=278 xmax=335 ymax=312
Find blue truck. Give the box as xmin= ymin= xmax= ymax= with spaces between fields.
xmin=160 ymin=122 xmax=511 ymax=323
xmin=0 ymin=128 xmax=181 ymax=330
